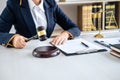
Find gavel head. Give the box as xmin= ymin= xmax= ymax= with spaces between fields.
xmin=37 ymin=26 xmax=47 ymax=41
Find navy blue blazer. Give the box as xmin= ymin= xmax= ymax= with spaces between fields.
xmin=0 ymin=0 xmax=80 ymax=46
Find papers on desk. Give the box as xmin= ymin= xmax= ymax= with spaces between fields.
xmin=52 ymin=38 xmax=107 ymax=56
xmin=94 ymin=37 xmax=120 ymax=49
xmin=94 ymin=37 xmax=120 ymax=58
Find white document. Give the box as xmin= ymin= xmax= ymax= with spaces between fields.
xmin=54 ymin=38 xmax=106 ymax=55
xmin=95 ymin=37 xmax=120 ymax=47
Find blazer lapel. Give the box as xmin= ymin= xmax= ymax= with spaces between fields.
xmin=44 ymin=1 xmax=54 ymax=38
xmin=20 ymin=0 xmax=36 ymax=36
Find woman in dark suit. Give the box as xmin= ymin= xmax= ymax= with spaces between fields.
xmin=0 ymin=0 xmax=80 ymax=48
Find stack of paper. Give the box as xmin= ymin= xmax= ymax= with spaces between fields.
xmin=110 ymin=44 xmax=120 ymax=58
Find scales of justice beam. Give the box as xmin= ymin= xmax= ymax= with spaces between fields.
xmin=93 ymin=10 xmax=118 ymax=38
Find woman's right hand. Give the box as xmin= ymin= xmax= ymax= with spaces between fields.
xmin=12 ymin=34 xmax=27 ymax=49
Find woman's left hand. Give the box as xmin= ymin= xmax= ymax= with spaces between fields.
xmin=51 ymin=31 xmax=69 ymax=45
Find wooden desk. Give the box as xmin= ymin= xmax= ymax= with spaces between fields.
xmin=0 ymin=30 xmax=120 ymax=80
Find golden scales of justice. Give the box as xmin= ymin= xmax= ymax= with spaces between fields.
xmin=93 ymin=10 xmax=118 ymax=38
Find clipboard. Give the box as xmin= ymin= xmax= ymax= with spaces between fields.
xmin=58 ymin=48 xmax=107 ymax=56
xmin=51 ymin=38 xmax=107 ymax=56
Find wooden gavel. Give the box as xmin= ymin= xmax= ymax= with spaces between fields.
xmin=25 ymin=26 xmax=47 ymax=42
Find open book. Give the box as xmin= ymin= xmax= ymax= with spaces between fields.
xmin=51 ymin=38 xmax=107 ymax=56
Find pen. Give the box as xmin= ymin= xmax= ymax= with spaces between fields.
xmin=81 ymin=42 xmax=89 ymax=48
xmin=94 ymin=40 xmax=111 ymax=49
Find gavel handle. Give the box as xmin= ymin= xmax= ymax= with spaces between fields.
xmin=25 ymin=35 xmax=38 ymax=42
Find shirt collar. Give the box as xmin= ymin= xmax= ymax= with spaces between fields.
xmin=28 ymin=0 xmax=45 ymax=12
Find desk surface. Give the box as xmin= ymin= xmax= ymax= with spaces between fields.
xmin=0 ymin=30 xmax=120 ymax=80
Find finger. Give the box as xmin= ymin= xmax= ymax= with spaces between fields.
xmin=14 ymin=37 xmax=26 ymax=49
xmin=19 ymin=38 xmax=27 ymax=47
xmin=58 ymin=36 xmax=68 ymax=45
xmin=52 ymin=37 xmax=62 ymax=45
xmin=13 ymin=38 xmax=20 ymax=48
xmin=51 ymin=37 xmax=58 ymax=45
xmin=61 ymin=38 xmax=67 ymax=44
xmin=14 ymin=40 xmax=24 ymax=49
xmin=57 ymin=38 xmax=64 ymax=45
xmin=14 ymin=42 xmax=22 ymax=49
